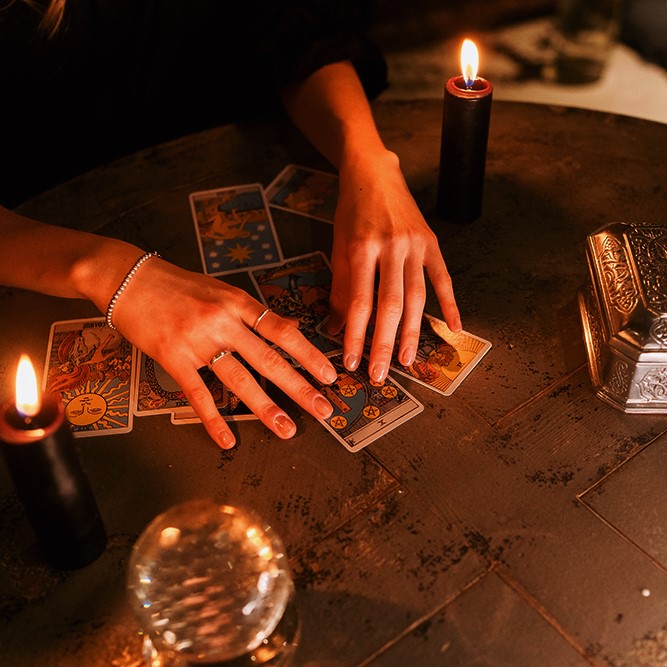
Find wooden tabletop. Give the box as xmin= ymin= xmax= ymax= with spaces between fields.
xmin=1 ymin=100 xmax=666 ymax=666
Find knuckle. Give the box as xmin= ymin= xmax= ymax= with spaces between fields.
xmin=381 ymin=295 xmax=404 ymax=319
xmin=373 ymin=341 xmax=395 ymax=359
xmin=270 ymin=318 xmax=299 ymax=345
xmin=260 ymin=346 xmax=287 ymax=372
xmin=347 ymin=297 xmax=374 ymax=319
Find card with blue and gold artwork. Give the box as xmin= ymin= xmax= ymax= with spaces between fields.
xmin=266 ymin=164 xmax=338 ymax=224
xmin=190 ymin=184 xmax=283 ymax=276
xmin=300 ymin=351 xmax=423 ymax=453
xmin=43 ymin=318 xmax=135 ymax=437
xmin=249 ymin=252 xmax=341 ymax=359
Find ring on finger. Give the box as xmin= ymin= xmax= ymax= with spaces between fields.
xmin=208 ymin=349 xmax=232 ymax=370
xmin=252 ymin=307 xmax=272 ymax=333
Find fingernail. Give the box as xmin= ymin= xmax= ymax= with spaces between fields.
xmin=217 ymin=430 xmax=236 ymax=449
xmin=344 ymin=353 xmax=359 ymax=371
xmin=400 ymin=346 xmax=415 ymax=367
xmin=370 ymin=363 xmax=387 ymax=383
xmin=322 ymin=363 xmax=338 ymax=384
xmin=274 ymin=413 xmax=296 ymax=438
xmin=326 ymin=316 xmax=343 ymax=334
xmin=452 ymin=317 xmax=463 ymax=332
xmin=314 ymin=394 xmax=333 ymax=418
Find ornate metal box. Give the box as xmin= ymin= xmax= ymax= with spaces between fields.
xmin=579 ymin=221 xmax=667 ymax=413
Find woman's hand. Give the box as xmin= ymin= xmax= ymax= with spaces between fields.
xmin=111 ymin=258 xmax=336 ymax=449
xmin=327 ymin=150 xmax=461 ymax=382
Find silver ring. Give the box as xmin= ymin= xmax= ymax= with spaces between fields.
xmin=208 ymin=350 xmax=231 ymax=370
xmin=252 ymin=308 xmax=272 ymax=333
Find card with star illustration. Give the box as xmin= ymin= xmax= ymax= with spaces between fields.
xmin=299 ymin=351 xmax=423 ymax=453
xmin=189 ymin=183 xmax=284 ymax=276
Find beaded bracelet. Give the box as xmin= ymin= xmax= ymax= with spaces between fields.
xmin=105 ymin=251 xmax=161 ymax=330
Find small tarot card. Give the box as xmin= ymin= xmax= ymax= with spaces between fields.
xmin=133 ymin=353 xmax=227 ymax=416
xmin=43 ymin=318 xmax=135 ymax=437
xmin=189 ymin=183 xmax=283 ymax=276
xmin=391 ymin=314 xmax=492 ymax=396
xmin=249 ymin=252 xmax=340 ymax=357
xmin=302 ymin=351 xmax=423 ymax=453
xmin=266 ymin=164 xmax=338 ymax=223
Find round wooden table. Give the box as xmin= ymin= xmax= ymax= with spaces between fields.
xmin=1 ymin=101 xmax=666 ymax=666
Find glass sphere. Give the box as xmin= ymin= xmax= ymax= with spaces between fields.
xmin=127 ymin=499 xmax=293 ymax=664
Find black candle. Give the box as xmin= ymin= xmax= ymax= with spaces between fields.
xmin=437 ymin=39 xmax=493 ymax=223
xmin=0 ymin=355 xmax=106 ymax=569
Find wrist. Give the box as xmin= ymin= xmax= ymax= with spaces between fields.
xmin=339 ymin=145 xmax=400 ymax=178
xmin=69 ymin=237 xmax=147 ymax=313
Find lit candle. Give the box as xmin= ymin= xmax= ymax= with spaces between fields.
xmin=437 ymin=38 xmax=493 ymax=223
xmin=0 ymin=354 xmax=106 ymax=569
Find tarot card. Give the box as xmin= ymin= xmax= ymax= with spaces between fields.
xmin=302 ymin=352 xmax=423 ymax=453
xmin=43 ymin=318 xmax=135 ymax=437
xmin=133 ymin=353 xmax=227 ymax=416
xmin=266 ymin=164 xmax=338 ymax=223
xmin=249 ymin=252 xmax=340 ymax=357
xmin=392 ymin=314 xmax=492 ymax=396
xmin=190 ymin=183 xmax=283 ymax=276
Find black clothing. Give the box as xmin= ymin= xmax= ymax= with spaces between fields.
xmin=0 ymin=1 xmax=387 ymax=206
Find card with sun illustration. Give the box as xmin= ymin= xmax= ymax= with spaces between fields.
xmin=43 ymin=318 xmax=136 ymax=437
xmin=189 ymin=183 xmax=283 ymax=276
xmin=391 ymin=314 xmax=492 ymax=396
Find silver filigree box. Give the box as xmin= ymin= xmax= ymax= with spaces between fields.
xmin=579 ymin=221 xmax=667 ymax=413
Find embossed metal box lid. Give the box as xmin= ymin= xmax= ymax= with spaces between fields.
xmin=579 ymin=221 xmax=667 ymax=413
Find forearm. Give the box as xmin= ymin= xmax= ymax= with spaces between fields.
xmin=280 ymin=61 xmax=392 ymax=169
xmin=0 ymin=205 xmax=144 ymax=312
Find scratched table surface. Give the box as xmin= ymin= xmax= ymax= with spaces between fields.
xmin=1 ymin=100 xmax=666 ymax=667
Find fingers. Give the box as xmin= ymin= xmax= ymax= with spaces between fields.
xmin=425 ymin=251 xmax=461 ymax=332
xmin=398 ymin=255 xmax=427 ymax=367
xmin=340 ymin=244 xmax=377 ymax=372
xmin=215 ymin=328 xmax=334 ymax=435
xmin=367 ymin=248 xmax=405 ymax=383
xmin=254 ymin=309 xmax=337 ymax=385
xmin=176 ymin=367 xmax=237 ymax=450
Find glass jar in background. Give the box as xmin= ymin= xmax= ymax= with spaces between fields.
xmin=544 ymin=0 xmax=622 ymax=84
xmin=127 ymin=499 xmax=299 ymax=667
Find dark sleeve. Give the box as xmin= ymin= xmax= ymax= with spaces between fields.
xmin=248 ymin=0 xmax=388 ymax=99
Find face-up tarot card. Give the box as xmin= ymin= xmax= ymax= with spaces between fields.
xmin=249 ymin=252 xmax=340 ymax=357
xmin=392 ymin=314 xmax=492 ymax=396
xmin=43 ymin=318 xmax=135 ymax=437
xmin=133 ymin=353 xmax=227 ymax=416
xmin=190 ymin=183 xmax=283 ymax=276
xmin=266 ymin=164 xmax=338 ymax=224
xmin=302 ymin=351 xmax=423 ymax=453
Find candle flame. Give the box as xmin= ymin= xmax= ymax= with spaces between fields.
xmin=15 ymin=354 xmax=41 ymax=417
xmin=460 ymin=39 xmax=479 ymax=88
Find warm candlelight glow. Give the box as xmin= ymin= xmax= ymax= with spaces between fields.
xmin=460 ymin=39 xmax=479 ymax=88
xmin=15 ymin=354 xmax=41 ymax=418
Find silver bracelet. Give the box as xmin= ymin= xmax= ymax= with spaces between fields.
xmin=105 ymin=251 xmax=161 ymax=330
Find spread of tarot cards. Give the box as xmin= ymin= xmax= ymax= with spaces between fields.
xmin=42 ymin=165 xmax=491 ymax=448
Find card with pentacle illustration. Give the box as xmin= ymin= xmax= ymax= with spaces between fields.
xmin=299 ymin=351 xmax=423 ymax=453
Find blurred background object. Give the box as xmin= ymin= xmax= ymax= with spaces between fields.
xmin=370 ymin=0 xmax=667 ymax=123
